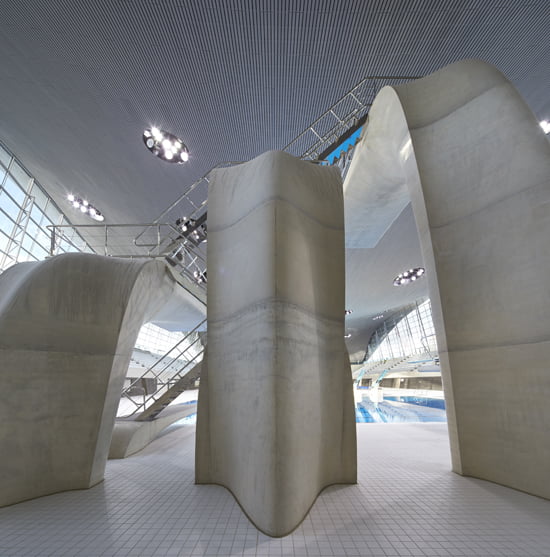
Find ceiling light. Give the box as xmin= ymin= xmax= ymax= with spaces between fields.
xmin=393 ymin=267 xmax=425 ymax=286
xmin=344 ymin=333 xmax=352 ymax=339
xmin=540 ymin=120 xmax=550 ymax=134
xmin=67 ymin=194 xmax=104 ymax=222
xmin=345 ymin=309 xmax=353 ymax=315
xmin=143 ymin=127 xmax=189 ymax=164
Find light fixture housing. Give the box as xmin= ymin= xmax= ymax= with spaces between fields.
xmin=66 ymin=194 xmax=104 ymax=222
xmin=143 ymin=127 xmax=189 ymax=164
xmin=393 ymin=267 xmax=425 ymax=286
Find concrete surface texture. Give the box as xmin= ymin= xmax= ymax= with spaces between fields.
xmin=347 ymin=59 xmax=550 ymax=499
xmin=0 ymin=253 xmax=176 ymax=507
xmin=196 ymin=150 xmax=357 ymax=537
xmin=109 ymin=403 xmax=197 ymax=459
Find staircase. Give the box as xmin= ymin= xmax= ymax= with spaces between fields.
xmin=135 ymin=361 xmax=202 ymax=421
xmin=127 ymin=75 xmax=418 ymax=288
xmin=48 ymin=74 xmax=419 ymax=422
xmin=117 ymin=318 xmax=206 ymax=419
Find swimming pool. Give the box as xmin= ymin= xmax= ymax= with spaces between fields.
xmin=355 ymin=396 xmax=447 ymax=423
xmin=384 ymin=396 xmax=446 ymax=410
xmin=169 ymin=396 xmax=447 ymax=427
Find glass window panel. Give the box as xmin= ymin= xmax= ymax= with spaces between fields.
xmin=0 ymin=192 xmax=22 ymax=221
xmin=3 ymin=175 xmax=27 ymax=206
xmin=367 ymin=300 xmax=438 ymax=363
xmin=16 ymin=247 xmax=38 ymax=263
xmin=0 ymin=229 xmax=10 ymax=253
xmin=30 ymin=204 xmax=46 ymax=226
xmin=40 ymin=212 xmax=54 ymax=228
xmin=0 ymin=253 xmax=16 ymax=272
xmin=21 ymin=234 xmax=36 ymax=253
xmin=0 ymin=167 xmax=6 ymax=185
xmin=59 ymin=238 xmax=78 ymax=253
xmin=25 ymin=217 xmax=41 ymax=239
xmin=29 ymin=184 xmax=50 ymax=211
xmin=0 ymin=208 xmax=17 ymax=237
xmin=28 ymin=240 xmax=48 ymax=260
xmin=44 ymin=200 xmax=62 ymax=224
xmin=34 ymin=228 xmax=51 ymax=251
xmin=10 ymin=160 xmax=32 ymax=192
xmin=0 ymin=145 xmax=11 ymax=169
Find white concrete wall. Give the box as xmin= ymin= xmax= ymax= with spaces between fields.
xmin=196 ymin=151 xmax=357 ymax=537
xmin=0 ymin=254 xmax=175 ymax=506
xmin=346 ymin=59 xmax=550 ymax=499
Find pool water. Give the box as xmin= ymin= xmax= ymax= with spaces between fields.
xmin=355 ymin=396 xmax=447 ymax=423
xmin=170 ymin=397 xmax=447 ymax=427
xmin=384 ymin=396 xmax=446 ymax=410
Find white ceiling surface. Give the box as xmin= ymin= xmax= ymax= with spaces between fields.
xmin=1 ymin=1 xmax=550 ymax=359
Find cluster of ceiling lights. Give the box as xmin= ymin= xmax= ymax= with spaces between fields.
xmin=540 ymin=120 xmax=550 ymax=134
xmin=393 ymin=267 xmax=425 ymax=286
xmin=143 ymin=127 xmax=189 ymax=163
xmin=372 ymin=314 xmax=385 ymax=321
xmin=66 ymin=194 xmax=104 ymax=221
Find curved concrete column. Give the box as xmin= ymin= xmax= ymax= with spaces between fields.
xmin=346 ymin=59 xmax=550 ymax=499
xmin=196 ymin=151 xmax=357 ymax=537
xmin=0 ymin=253 xmax=176 ymax=506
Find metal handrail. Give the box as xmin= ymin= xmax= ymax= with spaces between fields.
xmin=133 ymin=160 xmax=246 ymax=243
xmin=282 ymin=75 xmax=419 ymax=160
xmin=47 ymin=222 xmax=178 ymax=257
xmin=119 ymin=317 xmax=206 ymax=417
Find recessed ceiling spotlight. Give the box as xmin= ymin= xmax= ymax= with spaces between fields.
xmin=143 ymin=127 xmax=189 ymax=164
xmin=66 ymin=194 xmax=104 ymax=222
xmin=540 ymin=120 xmax=550 ymax=134
xmin=345 ymin=309 xmax=353 ymax=315
xmin=344 ymin=333 xmax=352 ymax=339
xmin=393 ymin=267 xmax=425 ymax=286
xmin=372 ymin=314 xmax=384 ymax=321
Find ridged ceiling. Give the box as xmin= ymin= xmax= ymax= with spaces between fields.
xmin=1 ymin=0 xmax=549 ymax=227
xmin=1 ymin=1 xmax=550 ymax=354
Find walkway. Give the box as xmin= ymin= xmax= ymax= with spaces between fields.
xmin=1 ymin=423 xmax=550 ymax=556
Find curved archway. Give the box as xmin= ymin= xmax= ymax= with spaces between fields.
xmin=347 ymin=59 xmax=550 ymax=499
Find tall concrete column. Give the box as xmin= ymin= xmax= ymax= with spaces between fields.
xmin=195 ymin=150 xmax=357 ymax=537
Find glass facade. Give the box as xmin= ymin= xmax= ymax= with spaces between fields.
xmin=366 ymin=299 xmax=437 ymax=363
xmin=0 ymin=141 xmax=93 ymax=273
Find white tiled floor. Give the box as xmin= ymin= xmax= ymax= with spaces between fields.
xmin=2 ymin=423 xmax=550 ymax=556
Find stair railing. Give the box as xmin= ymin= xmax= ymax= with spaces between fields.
xmin=117 ymin=317 xmax=206 ymax=418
